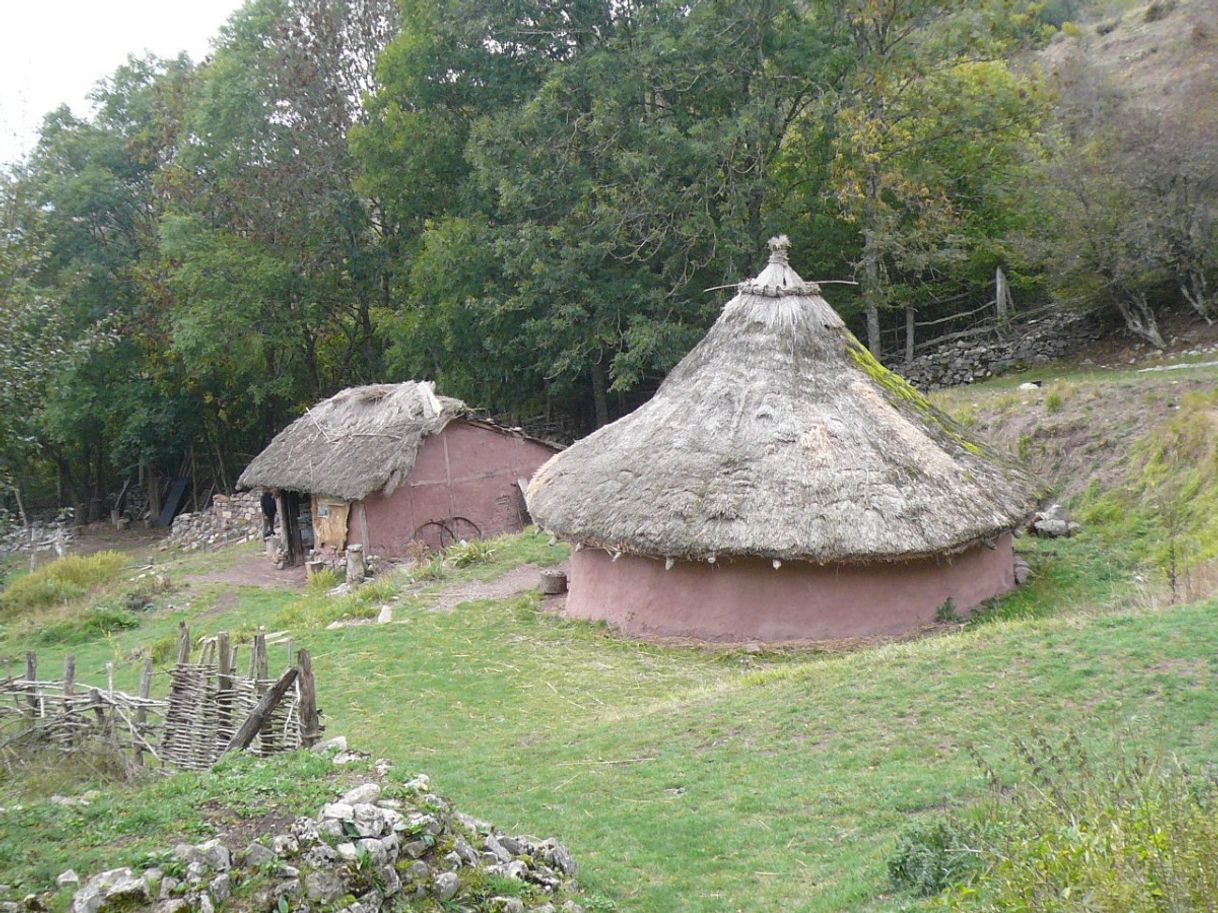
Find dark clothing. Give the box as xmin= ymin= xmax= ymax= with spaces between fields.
xmin=261 ymin=492 xmax=277 ymax=538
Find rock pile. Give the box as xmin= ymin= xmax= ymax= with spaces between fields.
xmin=170 ymin=494 xmax=264 ymax=551
xmin=55 ymin=771 xmax=584 ymax=913
xmin=892 ymin=312 xmax=1103 ymax=391
xmin=0 ymin=515 xmax=75 ymax=556
xmin=1028 ymin=504 xmax=1080 ymax=539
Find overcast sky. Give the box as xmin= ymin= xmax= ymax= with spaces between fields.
xmin=1 ymin=0 xmax=247 ymax=167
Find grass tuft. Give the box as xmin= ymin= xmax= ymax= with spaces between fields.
xmin=0 ymin=552 xmax=129 ymax=616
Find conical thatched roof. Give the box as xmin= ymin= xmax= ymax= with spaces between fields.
xmin=527 ymin=237 xmax=1035 ymax=564
xmin=237 ymin=382 xmax=467 ymax=501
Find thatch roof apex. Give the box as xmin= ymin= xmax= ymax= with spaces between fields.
xmin=526 ymin=237 xmax=1035 ymax=564
xmin=237 ymin=382 xmax=467 ymax=501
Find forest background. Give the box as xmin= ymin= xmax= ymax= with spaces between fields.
xmin=2 ymin=0 xmax=1215 ymax=519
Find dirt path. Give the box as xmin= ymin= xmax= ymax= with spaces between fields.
xmin=424 ymin=562 xmax=565 ymax=612
xmin=183 ymin=551 xmax=307 ymax=589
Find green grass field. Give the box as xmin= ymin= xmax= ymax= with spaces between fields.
xmin=2 ymin=366 xmax=1217 ymax=911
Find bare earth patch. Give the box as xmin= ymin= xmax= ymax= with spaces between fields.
xmin=184 ymin=550 xmax=307 ymax=590
xmin=425 ymin=562 xmax=565 ymax=612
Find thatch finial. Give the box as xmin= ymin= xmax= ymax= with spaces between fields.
xmin=767 ymin=235 xmax=791 ymax=265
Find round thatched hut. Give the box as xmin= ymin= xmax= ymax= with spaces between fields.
xmin=526 ymin=237 xmax=1034 ymax=642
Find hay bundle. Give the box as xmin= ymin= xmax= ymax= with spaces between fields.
xmin=527 ymin=237 xmax=1034 ymax=564
xmin=237 ymin=382 xmax=466 ymax=501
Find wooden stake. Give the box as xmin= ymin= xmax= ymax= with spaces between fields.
xmin=217 ymin=632 xmax=233 ymax=737
xmin=25 ymin=652 xmax=36 ymax=714
xmin=297 ymin=650 xmax=321 ymax=748
xmin=136 ymin=657 xmax=153 ymax=766
xmin=176 ymin=622 xmax=191 ymax=664
xmin=221 ymin=668 xmax=299 ymax=755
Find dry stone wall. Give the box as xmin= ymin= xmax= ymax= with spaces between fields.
xmin=891 ymin=312 xmax=1103 ymax=391
xmin=169 ymin=493 xmax=264 ymax=551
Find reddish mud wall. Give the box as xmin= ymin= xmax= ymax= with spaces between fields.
xmin=347 ymin=421 xmax=557 ymax=556
xmin=565 ymin=535 xmax=1017 ymax=642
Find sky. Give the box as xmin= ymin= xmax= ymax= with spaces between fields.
xmin=0 ymin=0 xmax=246 ymax=167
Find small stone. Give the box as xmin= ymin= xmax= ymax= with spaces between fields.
xmin=542 ymin=840 xmax=578 ymax=877
xmin=209 ymin=874 xmax=230 ymax=904
xmin=352 ymin=804 xmax=386 ymax=838
xmin=336 ymin=842 xmax=359 ymax=863
xmin=197 ymin=840 xmax=231 ymax=871
xmin=403 ymin=774 xmax=431 ymax=794
xmin=432 ymin=872 xmax=459 ymax=902
xmin=503 ymin=860 xmax=528 ymax=880
xmin=198 ymin=895 xmax=214 ymax=913
xmin=453 ymin=838 xmax=479 ymax=867
xmin=157 ymin=878 xmax=179 ymax=901
xmin=318 ymin=819 xmax=345 ymax=839
xmin=491 ymin=898 xmax=524 ymax=913
xmin=380 ymin=865 xmax=401 ymax=897
xmin=403 ymin=861 xmax=430 ymax=882
xmin=271 ymin=834 xmax=299 ymax=857
xmin=304 ymin=870 xmax=343 ymax=904
xmin=341 ymin=783 xmax=381 ymax=806
xmin=242 ymin=842 xmax=275 ymax=867
xmin=401 ymin=839 xmax=429 ymax=859
xmin=312 ymin=735 xmax=347 ymax=754
xmin=290 ymin=816 xmax=321 ymax=845
xmin=358 ymin=838 xmax=389 ymax=866
xmin=56 ymin=872 xmax=79 ymax=889
xmin=320 ymin=802 xmax=355 ymax=822
xmin=483 ymin=835 xmax=512 ymax=864
xmin=497 ymin=835 xmax=524 ymax=855
xmin=301 ymin=844 xmax=338 ymax=868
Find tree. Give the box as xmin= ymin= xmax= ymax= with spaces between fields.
xmin=827 ymin=0 xmax=1046 ymax=355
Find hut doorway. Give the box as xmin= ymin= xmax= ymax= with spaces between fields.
xmin=274 ymin=490 xmax=306 ymax=566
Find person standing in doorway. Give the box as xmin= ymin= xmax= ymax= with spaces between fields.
xmin=260 ymin=490 xmax=278 ymax=539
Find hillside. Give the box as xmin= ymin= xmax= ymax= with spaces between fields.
xmin=2 ymin=360 xmax=1218 ymax=912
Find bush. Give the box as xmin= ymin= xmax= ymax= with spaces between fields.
xmin=305 ymin=567 xmax=343 ymax=593
xmin=944 ymin=735 xmax=1218 ymax=911
xmin=889 ymin=818 xmax=982 ymax=896
xmin=0 ymin=551 xmax=128 ymax=615
xmin=34 ymin=605 xmax=141 ymax=645
xmin=448 ymin=538 xmax=496 ymax=568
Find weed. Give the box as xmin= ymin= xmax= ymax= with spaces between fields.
xmin=935 ymin=598 xmax=959 ymax=623
xmin=34 ymin=605 xmax=141 ymax=645
xmin=0 ymin=552 xmax=129 ymax=616
xmin=944 ymin=735 xmax=1218 ymax=911
xmin=306 ymin=568 xmax=343 ymax=593
xmin=448 ymin=539 xmax=496 ymax=568
xmin=887 ymin=818 xmax=981 ymax=896
xmin=1044 ymin=390 xmax=1064 ymax=413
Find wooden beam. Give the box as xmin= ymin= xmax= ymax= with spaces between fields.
xmin=221 ymin=668 xmax=299 ymax=755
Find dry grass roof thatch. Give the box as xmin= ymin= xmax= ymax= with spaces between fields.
xmin=237 ymin=382 xmax=467 ymax=501
xmin=527 ymin=237 xmax=1035 ymax=564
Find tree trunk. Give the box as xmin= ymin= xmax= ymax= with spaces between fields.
xmin=1115 ymin=290 xmax=1166 ymax=349
xmin=1180 ymin=270 xmax=1213 ymax=324
xmin=862 ymin=248 xmax=883 ymax=357
xmin=590 ymin=359 xmax=610 ymax=429
xmin=903 ymin=306 xmax=915 ymax=364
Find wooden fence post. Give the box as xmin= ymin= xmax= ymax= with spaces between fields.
xmin=217 ymin=632 xmax=233 ymax=739
xmin=135 ymin=657 xmax=153 ymax=766
xmin=25 ymin=652 xmax=37 ymax=714
xmin=176 ymin=622 xmax=191 ymax=664
xmin=297 ymin=650 xmax=321 ymax=748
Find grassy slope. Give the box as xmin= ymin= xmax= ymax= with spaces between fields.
xmin=2 ymin=364 xmax=1217 ymax=911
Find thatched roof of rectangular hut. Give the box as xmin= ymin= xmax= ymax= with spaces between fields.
xmin=237 ymin=382 xmax=468 ymax=502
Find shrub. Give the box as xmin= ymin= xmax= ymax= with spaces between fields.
xmin=0 ymin=551 xmax=128 ymax=615
xmin=945 ymin=735 xmax=1218 ymax=911
xmin=448 ymin=538 xmax=496 ymax=568
xmin=35 ymin=605 xmax=141 ymax=645
xmin=1044 ymin=390 xmax=1064 ymax=413
xmin=306 ymin=567 xmax=343 ymax=594
xmin=888 ymin=818 xmax=981 ymax=896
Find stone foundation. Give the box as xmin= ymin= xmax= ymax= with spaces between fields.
xmin=170 ymin=492 xmax=264 ymax=551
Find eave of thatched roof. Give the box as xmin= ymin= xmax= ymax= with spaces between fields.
xmin=237 ymin=382 xmax=467 ymax=502
xmin=526 ymin=237 xmax=1036 ymax=565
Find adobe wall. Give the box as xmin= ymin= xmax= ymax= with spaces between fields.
xmin=348 ymin=420 xmax=557 ymax=556
xmin=565 ymin=535 xmax=1017 ymax=642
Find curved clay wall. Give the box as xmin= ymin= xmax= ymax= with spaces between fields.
xmin=565 ymin=535 xmax=1016 ymax=642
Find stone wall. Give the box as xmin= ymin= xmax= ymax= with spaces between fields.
xmin=169 ymin=492 xmax=264 ymax=551
xmin=891 ymin=312 xmax=1103 ymax=391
